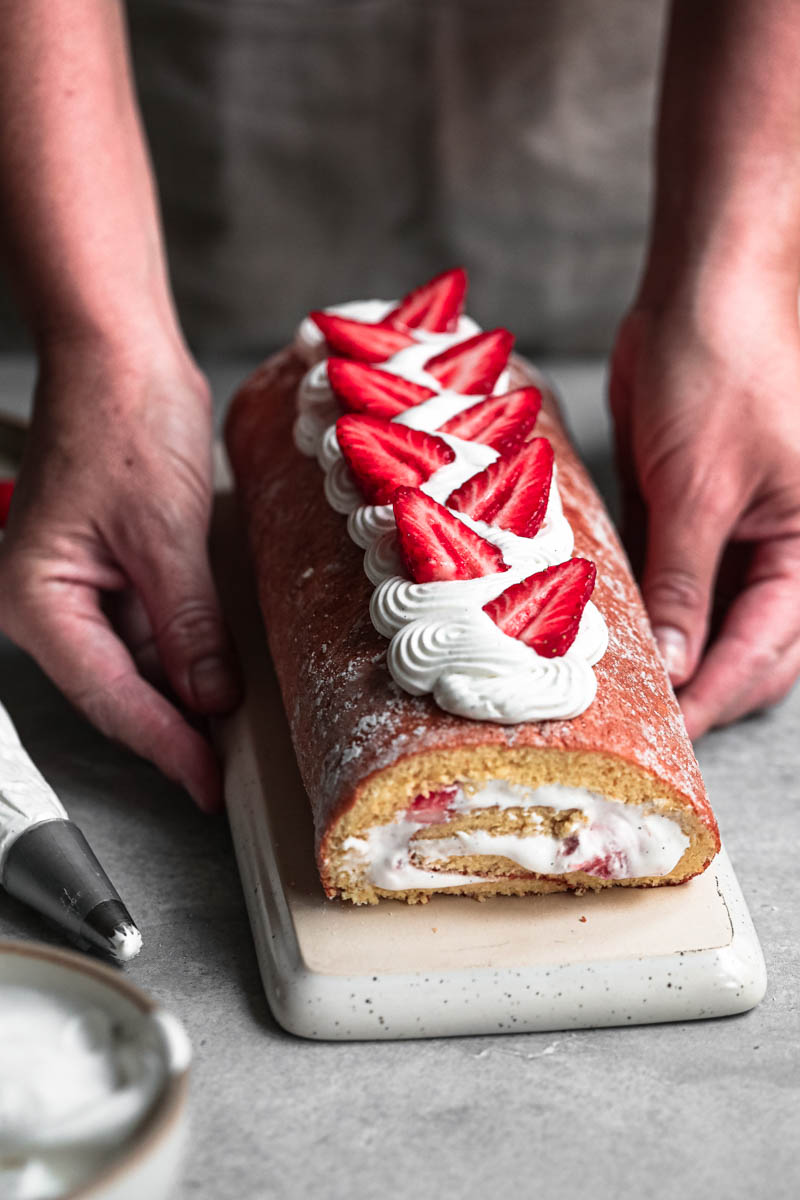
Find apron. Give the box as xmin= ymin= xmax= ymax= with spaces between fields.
xmin=128 ymin=0 xmax=667 ymax=354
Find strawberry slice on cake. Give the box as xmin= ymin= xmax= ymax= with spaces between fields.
xmin=447 ymin=437 xmax=554 ymax=539
xmin=440 ymin=387 xmax=542 ymax=452
xmin=327 ymin=358 xmax=436 ymax=419
xmin=336 ymin=415 xmax=455 ymax=505
xmin=310 ymin=313 xmax=414 ymax=362
xmin=381 ymin=267 xmax=468 ymax=333
xmin=424 ymin=329 xmax=514 ymax=395
xmin=393 ymin=486 xmax=508 ymax=582
xmin=311 ymin=268 xmax=469 ymax=361
xmin=483 ymin=558 xmax=597 ymax=657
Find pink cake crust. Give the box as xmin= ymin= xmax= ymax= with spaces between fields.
xmin=225 ymin=348 xmax=719 ymax=884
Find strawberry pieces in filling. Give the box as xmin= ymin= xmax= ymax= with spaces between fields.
xmin=393 ymin=486 xmax=508 ymax=583
xmin=310 ymin=312 xmax=413 ymax=362
xmin=382 ymin=267 xmax=468 ymax=334
xmin=570 ymin=849 xmax=629 ymax=879
xmin=424 ymin=329 xmax=514 ymax=395
xmin=447 ymin=437 xmax=554 ymax=539
xmin=405 ymin=786 xmax=459 ymax=824
xmin=327 ymin=358 xmax=436 ymax=419
xmin=336 ymin=415 xmax=454 ymax=506
xmin=440 ymin=386 xmax=542 ymax=452
xmin=483 ymin=558 xmax=596 ymax=657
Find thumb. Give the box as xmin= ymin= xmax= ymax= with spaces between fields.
xmin=130 ymin=536 xmax=241 ymax=716
xmin=642 ymin=481 xmax=734 ymax=688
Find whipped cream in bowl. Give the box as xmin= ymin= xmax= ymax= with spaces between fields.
xmin=0 ymin=940 xmax=190 ymax=1200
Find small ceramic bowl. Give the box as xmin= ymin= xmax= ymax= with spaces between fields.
xmin=0 ymin=938 xmax=191 ymax=1200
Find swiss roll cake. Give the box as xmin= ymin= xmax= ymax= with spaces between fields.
xmin=225 ymin=270 xmax=719 ymax=903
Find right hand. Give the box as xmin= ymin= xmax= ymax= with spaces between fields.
xmin=0 ymin=335 xmax=241 ymax=812
xmin=609 ymin=274 xmax=800 ymax=739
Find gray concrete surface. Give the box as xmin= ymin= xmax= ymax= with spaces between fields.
xmin=0 ymin=356 xmax=798 ymax=1200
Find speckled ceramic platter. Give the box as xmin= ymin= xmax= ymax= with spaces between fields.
xmin=212 ymin=475 xmax=767 ymax=1042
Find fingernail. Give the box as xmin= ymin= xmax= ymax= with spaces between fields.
xmin=190 ymin=655 xmax=238 ymax=711
xmin=678 ymin=696 xmax=702 ymax=742
xmin=653 ymin=626 xmax=688 ymax=683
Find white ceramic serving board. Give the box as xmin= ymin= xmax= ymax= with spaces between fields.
xmin=211 ymin=480 xmax=767 ymax=1042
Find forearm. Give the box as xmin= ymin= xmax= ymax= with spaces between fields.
xmin=0 ymin=0 xmax=182 ymax=356
xmin=641 ymin=0 xmax=800 ymax=306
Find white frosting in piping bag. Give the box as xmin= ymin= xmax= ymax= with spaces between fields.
xmin=342 ymin=782 xmax=689 ymax=891
xmin=292 ymin=299 xmax=609 ymax=723
xmin=0 ymin=702 xmax=67 ymax=864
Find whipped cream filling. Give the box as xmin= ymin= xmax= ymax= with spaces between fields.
xmin=341 ymin=781 xmax=689 ymax=891
xmin=292 ymin=300 xmax=609 ymax=724
xmin=0 ymin=702 xmax=68 ymax=863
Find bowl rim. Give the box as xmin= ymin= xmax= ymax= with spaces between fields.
xmin=0 ymin=937 xmax=190 ymax=1199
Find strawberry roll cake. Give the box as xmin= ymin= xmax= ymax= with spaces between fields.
xmin=226 ymin=269 xmax=719 ymax=903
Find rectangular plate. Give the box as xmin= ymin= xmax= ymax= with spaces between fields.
xmin=212 ymin=484 xmax=767 ymax=1041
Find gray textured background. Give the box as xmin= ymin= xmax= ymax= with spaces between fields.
xmin=0 ymin=0 xmax=667 ymax=355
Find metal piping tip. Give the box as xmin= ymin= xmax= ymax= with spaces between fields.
xmin=80 ymin=898 xmax=143 ymax=962
xmin=3 ymin=821 xmax=143 ymax=963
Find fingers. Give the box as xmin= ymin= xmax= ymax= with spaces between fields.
xmin=678 ymin=538 xmax=800 ymax=739
xmin=642 ymin=475 xmax=738 ymax=687
xmin=103 ymin=588 xmax=166 ymax=690
xmin=127 ymin=535 xmax=241 ymax=717
xmin=2 ymin=581 xmax=224 ymax=814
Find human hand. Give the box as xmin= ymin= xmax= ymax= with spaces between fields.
xmin=0 ymin=336 xmax=240 ymax=811
xmin=609 ymin=275 xmax=800 ymax=738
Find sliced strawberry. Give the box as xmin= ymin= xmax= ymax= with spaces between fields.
xmin=440 ymin=386 xmax=542 ymax=451
xmin=0 ymin=480 xmax=14 ymax=529
xmin=405 ymin=786 xmax=458 ymax=824
xmin=336 ymin=416 xmax=454 ymax=505
xmin=447 ymin=437 xmax=554 ymax=538
xmin=327 ymin=358 xmax=435 ymax=419
xmin=393 ymin=487 xmax=508 ymax=583
xmin=424 ymin=328 xmax=514 ymax=395
xmin=383 ymin=267 xmax=468 ymax=334
xmin=310 ymin=311 xmax=413 ymax=362
xmin=483 ymin=558 xmax=596 ymax=657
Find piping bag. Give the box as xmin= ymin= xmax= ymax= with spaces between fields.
xmin=0 ymin=698 xmax=142 ymax=963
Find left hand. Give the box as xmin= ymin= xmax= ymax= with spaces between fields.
xmin=609 ymin=272 xmax=800 ymax=738
xmin=0 ymin=334 xmax=240 ymax=812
